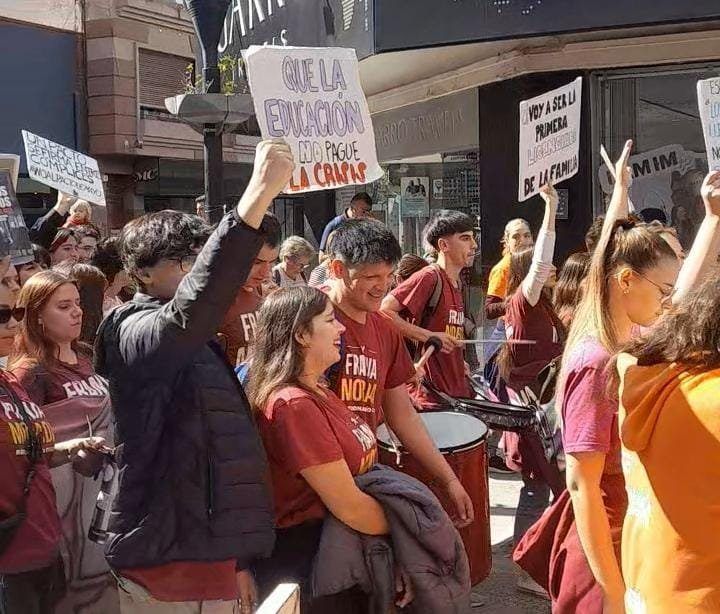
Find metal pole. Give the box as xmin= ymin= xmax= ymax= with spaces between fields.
xmin=203 ymin=64 xmax=224 ymax=224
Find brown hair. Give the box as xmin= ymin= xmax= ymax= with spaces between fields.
xmin=553 ymin=252 xmax=591 ymax=328
xmin=396 ymin=254 xmax=428 ymax=283
xmin=501 ymin=218 xmax=532 ymax=257
xmin=620 ymin=274 xmax=720 ymax=369
xmin=8 ymin=270 xmax=87 ymax=370
xmin=247 ymin=286 xmax=329 ymax=411
xmin=49 ymin=228 xmax=77 ymax=254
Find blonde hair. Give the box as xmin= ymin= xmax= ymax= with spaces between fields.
xmin=280 ymin=235 xmax=315 ymax=261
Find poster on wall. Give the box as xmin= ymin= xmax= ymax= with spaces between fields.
xmin=22 ymin=131 xmax=106 ymax=205
xmin=244 ymin=45 xmax=384 ymax=194
xmin=518 ymin=77 xmax=582 ymax=202
xmin=697 ymin=77 xmax=720 ymax=171
xmin=432 ymin=178 xmax=444 ymax=199
xmin=400 ymin=177 xmax=429 ymax=217
xmin=0 ymin=171 xmax=34 ymax=264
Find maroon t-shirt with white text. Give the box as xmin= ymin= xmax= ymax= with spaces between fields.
xmin=391 ymin=265 xmax=471 ymax=408
xmin=218 ymin=287 xmax=263 ymax=366
xmin=332 ymin=309 xmax=415 ymax=432
xmin=258 ymin=386 xmax=377 ymax=528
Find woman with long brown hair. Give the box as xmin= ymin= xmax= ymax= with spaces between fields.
xmin=49 ymin=229 xmax=79 ymax=267
xmin=494 ymin=185 xmax=564 ymax=597
xmin=248 ymin=286 xmax=386 ymax=612
xmin=515 ymin=143 xmax=720 ymax=613
xmin=8 ymin=270 xmax=117 ymax=614
xmin=552 ymin=251 xmax=591 ymax=329
xmin=616 ymin=273 xmax=720 ymax=612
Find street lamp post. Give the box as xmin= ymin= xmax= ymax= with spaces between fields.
xmin=185 ymin=0 xmax=232 ymax=224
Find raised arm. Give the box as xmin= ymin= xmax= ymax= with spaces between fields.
xmin=672 ymin=171 xmax=720 ymax=305
xmin=521 ymin=184 xmax=557 ymax=307
xmin=118 ymin=141 xmax=294 ymax=369
xmin=601 ymin=140 xmax=633 ymax=237
xmin=29 ymin=192 xmax=72 ymax=248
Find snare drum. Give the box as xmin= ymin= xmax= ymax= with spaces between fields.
xmin=456 ymin=397 xmax=536 ymax=433
xmin=376 ymin=412 xmax=491 ymax=585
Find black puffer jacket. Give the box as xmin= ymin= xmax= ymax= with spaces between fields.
xmin=95 ymin=210 xmax=274 ymax=571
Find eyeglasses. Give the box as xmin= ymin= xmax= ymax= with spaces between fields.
xmin=632 ymin=270 xmax=675 ymax=302
xmin=0 ymin=306 xmax=25 ymax=324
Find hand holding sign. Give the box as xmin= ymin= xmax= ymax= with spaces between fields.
xmin=244 ymin=45 xmax=383 ymax=194
xmin=700 ymin=170 xmax=720 ymax=216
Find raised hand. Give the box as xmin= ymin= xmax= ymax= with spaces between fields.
xmin=249 ymin=140 xmax=295 ymax=200
xmin=700 ymin=170 xmax=720 ymax=217
xmin=614 ymin=139 xmax=633 ymax=190
xmin=539 ymin=183 xmax=559 ymax=210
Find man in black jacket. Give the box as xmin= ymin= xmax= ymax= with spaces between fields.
xmin=95 ymin=141 xmax=294 ymax=613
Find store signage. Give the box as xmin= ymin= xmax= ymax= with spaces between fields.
xmin=22 ymin=131 xmax=106 ymax=205
xmin=597 ymin=144 xmax=685 ymax=194
xmin=0 ymin=171 xmax=33 ymax=263
xmin=373 ymin=90 xmax=479 ymax=162
xmin=518 ymin=77 xmax=582 ymax=202
xmin=400 ymin=176 xmax=430 ymax=217
xmin=375 ymin=1 xmax=720 ymax=53
xmin=697 ymin=77 xmax=720 ymax=171
xmin=244 ymin=45 xmax=383 ymax=194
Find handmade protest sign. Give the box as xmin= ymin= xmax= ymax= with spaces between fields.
xmin=22 ymin=131 xmax=106 ymax=205
xmin=244 ymin=45 xmax=383 ymax=194
xmin=518 ymin=77 xmax=582 ymax=202
xmin=0 ymin=171 xmax=34 ymax=264
xmin=698 ymin=77 xmax=720 ymax=171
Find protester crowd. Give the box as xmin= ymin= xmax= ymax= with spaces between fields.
xmin=0 ymin=137 xmax=719 ymax=614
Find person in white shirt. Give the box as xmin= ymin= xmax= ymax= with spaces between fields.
xmin=272 ymin=235 xmax=315 ymax=288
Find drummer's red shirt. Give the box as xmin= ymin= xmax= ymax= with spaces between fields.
xmin=332 ymin=309 xmax=415 ymax=431
xmin=257 ymin=386 xmax=377 ymax=528
xmin=391 ymin=265 xmax=471 ymax=407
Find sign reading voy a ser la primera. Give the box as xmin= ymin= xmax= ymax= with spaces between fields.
xmin=244 ymin=45 xmax=383 ymax=194
xmin=518 ymin=77 xmax=582 ymax=202
xmin=22 ymin=131 xmax=106 ymax=205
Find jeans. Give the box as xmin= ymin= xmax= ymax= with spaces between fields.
xmin=513 ymin=474 xmax=551 ymax=545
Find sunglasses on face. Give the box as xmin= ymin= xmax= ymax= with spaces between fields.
xmin=0 ymin=306 xmax=25 ymax=324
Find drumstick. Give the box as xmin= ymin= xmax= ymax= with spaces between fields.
xmin=414 ymin=335 xmax=443 ymax=372
xmin=458 ymin=339 xmax=537 ymax=345
xmin=600 ymin=144 xmax=636 ymax=213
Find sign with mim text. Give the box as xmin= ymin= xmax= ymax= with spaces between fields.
xmin=22 ymin=131 xmax=106 ymax=205
xmin=698 ymin=77 xmax=720 ymax=171
xmin=518 ymin=77 xmax=582 ymax=202
xmin=244 ymin=45 xmax=383 ymax=194
xmin=0 ymin=171 xmax=33 ymax=263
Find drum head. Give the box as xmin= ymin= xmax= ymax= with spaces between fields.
xmin=377 ymin=411 xmax=488 ymax=453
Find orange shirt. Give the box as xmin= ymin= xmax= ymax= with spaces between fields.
xmin=619 ymin=362 xmax=720 ymax=612
xmin=487 ymin=253 xmax=511 ymax=299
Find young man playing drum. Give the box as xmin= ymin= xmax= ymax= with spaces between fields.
xmin=381 ymin=210 xmax=477 ymax=409
xmin=325 ymin=219 xmax=474 ymax=528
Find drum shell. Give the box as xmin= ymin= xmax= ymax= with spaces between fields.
xmin=457 ymin=398 xmax=536 ymax=433
xmin=378 ymin=432 xmax=491 ymax=585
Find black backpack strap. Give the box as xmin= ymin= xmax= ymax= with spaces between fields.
xmin=419 ymin=265 xmax=444 ymax=330
xmin=272 ymin=269 xmax=281 ymax=286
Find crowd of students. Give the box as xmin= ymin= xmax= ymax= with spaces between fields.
xmin=0 ymin=137 xmax=719 ymax=614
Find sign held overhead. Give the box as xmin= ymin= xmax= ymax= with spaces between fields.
xmin=243 ymin=45 xmax=383 ymax=194
xmin=22 ymin=130 xmax=106 ymax=205
xmin=697 ymin=77 xmax=720 ymax=171
xmin=518 ymin=77 xmax=582 ymax=202
xmin=0 ymin=171 xmax=34 ymax=263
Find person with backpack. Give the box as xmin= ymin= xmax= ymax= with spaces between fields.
xmin=381 ymin=210 xmax=477 ymax=410
xmin=325 ymin=219 xmax=474 ymax=528
xmin=272 ymin=236 xmax=314 ymax=288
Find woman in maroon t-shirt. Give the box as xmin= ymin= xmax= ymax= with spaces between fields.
xmin=248 ymin=286 xmax=389 ymax=614
xmin=495 ymin=186 xmax=565 ymax=587
xmin=0 ymin=262 xmax=104 ymax=614
xmin=8 ymin=269 xmax=116 ymax=614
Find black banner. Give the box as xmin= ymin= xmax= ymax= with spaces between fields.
xmin=0 ymin=172 xmax=33 ymax=263
xmin=375 ymin=0 xmax=720 ymax=52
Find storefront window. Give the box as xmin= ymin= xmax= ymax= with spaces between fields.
xmin=597 ymin=64 xmax=719 ymax=248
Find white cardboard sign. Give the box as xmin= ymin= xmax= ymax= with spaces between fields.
xmin=518 ymin=77 xmax=582 ymax=202
xmin=244 ymin=45 xmax=383 ymax=194
xmin=697 ymin=77 xmax=720 ymax=171
xmin=22 ymin=130 xmax=106 ymax=205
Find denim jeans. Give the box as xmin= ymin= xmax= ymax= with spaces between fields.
xmin=513 ymin=474 xmax=551 ymax=545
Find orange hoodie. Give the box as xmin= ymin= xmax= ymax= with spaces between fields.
xmin=618 ymin=359 xmax=720 ymax=613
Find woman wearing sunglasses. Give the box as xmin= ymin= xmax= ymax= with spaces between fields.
xmin=8 ymin=269 xmax=115 ymax=614
xmin=0 ymin=259 xmax=104 ymax=614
